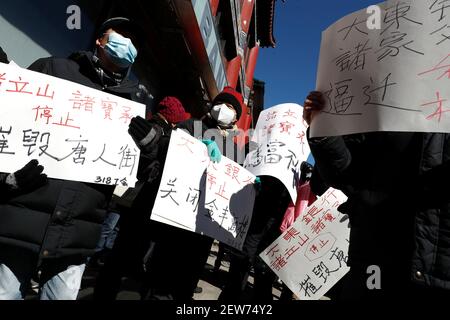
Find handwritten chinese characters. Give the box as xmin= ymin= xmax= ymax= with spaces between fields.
xmin=244 ymin=103 xmax=310 ymax=203
xmin=0 ymin=62 xmax=145 ymax=186
xmin=260 ymin=188 xmax=350 ymax=300
xmin=314 ymin=0 xmax=450 ymax=137
xmin=151 ymin=129 xmax=256 ymax=250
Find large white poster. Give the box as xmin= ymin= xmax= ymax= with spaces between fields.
xmin=151 ymin=129 xmax=256 ymax=250
xmin=0 ymin=62 xmax=145 ymax=187
xmin=313 ymin=0 xmax=450 ymax=137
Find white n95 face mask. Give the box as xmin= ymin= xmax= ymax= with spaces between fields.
xmin=211 ymin=103 xmax=236 ymax=126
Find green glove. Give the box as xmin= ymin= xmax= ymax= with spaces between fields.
xmin=202 ymin=139 xmax=222 ymax=163
xmin=254 ymin=176 xmax=262 ymax=191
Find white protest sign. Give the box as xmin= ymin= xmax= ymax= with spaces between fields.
xmin=313 ymin=0 xmax=450 ymax=137
xmin=260 ymin=188 xmax=350 ymax=300
xmin=0 ymin=62 xmax=145 ymax=187
xmin=244 ymin=103 xmax=310 ymax=203
xmin=151 ymin=129 xmax=256 ymax=250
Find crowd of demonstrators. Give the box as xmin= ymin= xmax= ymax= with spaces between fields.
xmin=2 ymin=16 xmax=449 ymax=304
xmin=0 ymin=17 xmax=141 ymax=300
xmin=2 ymin=30 xmax=287 ymax=301
xmin=303 ymin=91 xmax=450 ymax=301
xmin=2 ymin=24 xmax=317 ymax=302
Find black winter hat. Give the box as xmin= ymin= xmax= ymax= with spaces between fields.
xmin=98 ymin=17 xmax=143 ymax=47
xmin=99 ymin=17 xmax=133 ymax=34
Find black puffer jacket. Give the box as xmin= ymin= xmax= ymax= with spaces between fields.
xmin=0 ymin=51 xmax=139 ymax=265
xmin=308 ymin=130 xmax=450 ymax=289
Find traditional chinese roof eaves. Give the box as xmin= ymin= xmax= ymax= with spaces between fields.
xmin=256 ymin=0 xmax=276 ymax=48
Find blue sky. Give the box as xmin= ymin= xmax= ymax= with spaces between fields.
xmin=255 ymin=0 xmax=379 ymax=108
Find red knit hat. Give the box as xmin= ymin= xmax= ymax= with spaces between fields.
xmin=212 ymin=86 xmax=244 ymax=120
xmin=157 ymin=96 xmax=187 ymax=124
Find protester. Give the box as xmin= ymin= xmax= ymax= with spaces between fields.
xmin=177 ymin=85 xmax=245 ymax=164
xmin=0 ymin=160 xmax=47 ymax=203
xmin=93 ymin=96 xmax=188 ymax=300
xmin=277 ymin=161 xmax=317 ymax=300
xmin=303 ymin=91 xmax=450 ymax=300
xmin=0 ymin=17 xmax=141 ymax=300
xmin=141 ymin=86 xmax=246 ymax=300
xmin=90 ymin=82 xmax=154 ymax=269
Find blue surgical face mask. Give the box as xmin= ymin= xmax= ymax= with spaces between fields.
xmin=102 ymin=32 xmax=137 ymax=68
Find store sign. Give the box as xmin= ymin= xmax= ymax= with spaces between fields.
xmin=192 ymin=0 xmax=228 ymax=92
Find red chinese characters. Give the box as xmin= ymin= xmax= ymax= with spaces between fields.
xmin=207 ymin=173 xmax=217 ymax=190
xmin=265 ymin=111 xmax=278 ymax=121
xmin=33 ymin=105 xmax=54 ymax=125
xmin=52 ymin=112 xmax=80 ymax=129
xmin=224 ymin=163 xmax=241 ymax=184
xmin=70 ymin=90 xmax=95 ymax=112
xmin=302 ymin=206 xmax=323 ymax=226
xmin=120 ymin=106 xmax=132 ymax=124
xmin=418 ymin=54 xmax=450 ymax=80
xmin=421 ymin=91 xmax=450 ymax=122
xmin=6 ymin=76 xmax=33 ymax=95
xmin=101 ymin=99 xmax=117 ymax=120
xmin=215 ymin=182 xmax=230 ymax=201
xmin=0 ymin=72 xmax=6 ymax=87
xmin=305 ymin=233 xmax=337 ymax=262
xmin=264 ymin=228 xmax=308 ymax=271
xmin=279 ymin=120 xmax=295 ymax=135
xmin=283 ymin=109 xmax=298 ymax=119
xmin=177 ymin=136 xmax=195 ymax=154
xmin=36 ymin=84 xmax=55 ymax=100
xmin=297 ymin=131 xmax=306 ymax=155
xmin=0 ymin=73 xmax=55 ymax=99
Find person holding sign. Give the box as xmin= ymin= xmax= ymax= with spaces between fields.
xmin=93 ymin=96 xmax=188 ymax=300
xmin=0 ymin=160 xmax=47 ymax=203
xmin=0 ymin=17 xmax=142 ymax=300
xmin=303 ymin=91 xmax=450 ymax=300
xmin=139 ymin=86 xmax=246 ymax=300
xmin=177 ymin=86 xmax=245 ymax=164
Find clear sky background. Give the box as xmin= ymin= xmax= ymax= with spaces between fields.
xmin=255 ymin=0 xmax=380 ymax=108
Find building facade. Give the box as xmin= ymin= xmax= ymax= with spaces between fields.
xmin=0 ymin=0 xmax=276 ymax=143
